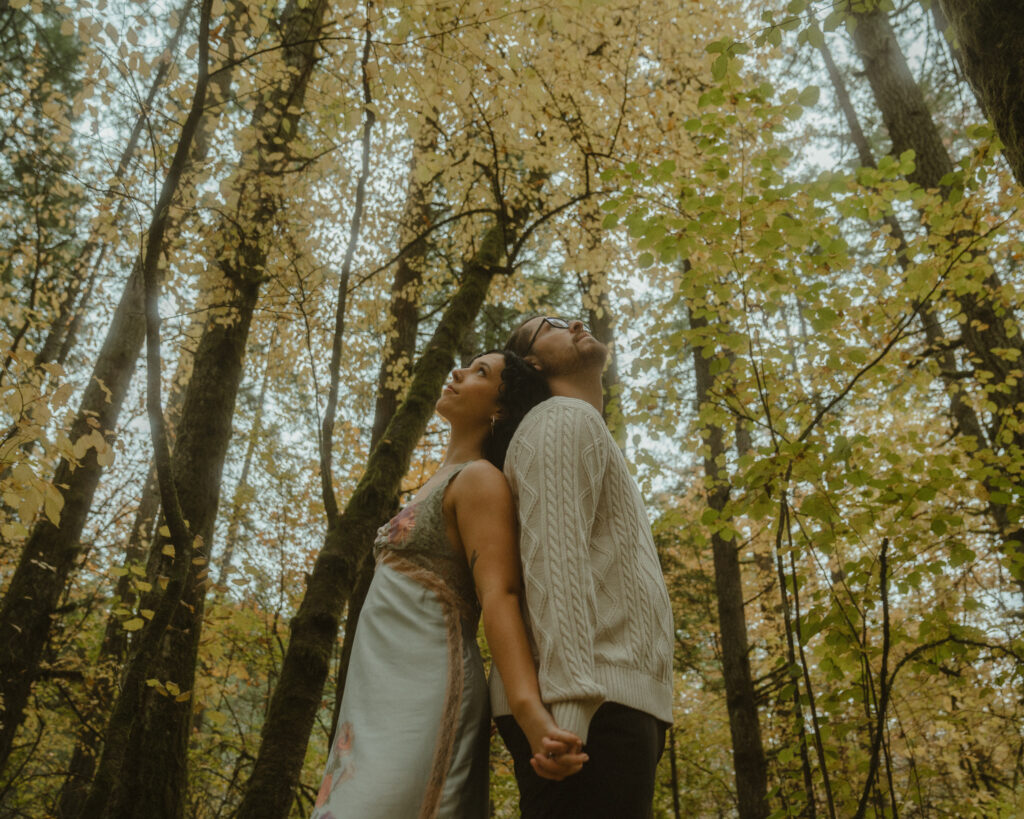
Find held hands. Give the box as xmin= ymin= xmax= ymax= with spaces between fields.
xmin=516 ymin=701 xmax=588 ymax=781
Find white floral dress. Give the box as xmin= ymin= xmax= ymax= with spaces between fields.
xmin=312 ymin=463 xmax=489 ymax=818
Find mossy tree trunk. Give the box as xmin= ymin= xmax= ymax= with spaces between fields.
xmin=236 ymin=223 xmax=513 ymax=819
xmin=0 ymin=0 xmax=223 ymax=773
xmin=78 ymin=0 xmax=329 ymax=814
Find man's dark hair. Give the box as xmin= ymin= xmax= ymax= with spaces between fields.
xmin=503 ymin=315 xmax=547 ymax=359
xmin=477 ymin=349 xmax=550 ymax=469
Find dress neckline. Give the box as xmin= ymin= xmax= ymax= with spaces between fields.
xmin=404 ymin=460 xmax=472 ymax=509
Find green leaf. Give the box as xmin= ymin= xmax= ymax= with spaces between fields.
xmin=711 ymin=54 xmax=728 ymax=82
xmin=798 ymin=85 xmax=820 ymax=107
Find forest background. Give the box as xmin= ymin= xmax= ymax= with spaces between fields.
xmin=0 ymin=0 xmax=1021 ymax=816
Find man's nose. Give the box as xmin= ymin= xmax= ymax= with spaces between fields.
xmin=569 ymin=320 xmax=586 ymax=333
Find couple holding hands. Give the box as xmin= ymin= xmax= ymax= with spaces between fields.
xmin=313 ymin=315 xmax=674 ymax=819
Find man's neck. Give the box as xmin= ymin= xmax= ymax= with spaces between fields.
xmin=546 ymin=373 xmax=604 ymax=414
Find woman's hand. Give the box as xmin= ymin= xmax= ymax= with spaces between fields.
xmin=516 ymin=700 xmax=588 ymax=781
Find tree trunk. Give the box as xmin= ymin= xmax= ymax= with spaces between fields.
xmin=937 ymin=0 xmax=1024 ymax=185
xmin=0 ymin=0 xmax=230 ymax=770
xmin=848 ymin=0 xmax=1024 ymax=582
xmin=54 ymin=461 xmax=159 ymax=818
xmin=236 ymin=224 xmax=512 ymax=819
xmin=331 ymin=124 xmax=433 ymax=737
xmin=216 ymin=331 xmax=274 ymax=588
xmin=687 ymin=301 xmax=768 ymax=818
xmin=84 ymin=0 xmax=329 ymax=813
xmin=576 ymin=201 xmax=626 ymax=446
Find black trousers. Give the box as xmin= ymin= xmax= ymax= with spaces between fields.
xmin=496 ymin=702 xmax=667 ymax=819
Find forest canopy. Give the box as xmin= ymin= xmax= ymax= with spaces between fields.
xmin=0 ymin=0 xmax=1021 ymax=816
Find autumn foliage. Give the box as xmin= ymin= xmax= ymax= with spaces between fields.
xmin=0 ymin=0 xmax=1021 ymax=817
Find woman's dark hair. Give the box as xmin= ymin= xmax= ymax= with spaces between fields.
xmin=478 ymin=349 xmax=550 ymax=470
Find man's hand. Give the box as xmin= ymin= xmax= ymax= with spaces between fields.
xmin=516 ymin=702 xmax=588 ymax=781
xmin=530 ymin=732 xmax=588 ymax=781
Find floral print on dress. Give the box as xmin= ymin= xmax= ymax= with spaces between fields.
xmin=386 ymin=504 xmax=418 ymax=544
xmin=311 ymin=721 xmax=355 ymax=818
xmin=373 ymin=504 xmax=418 ymax=560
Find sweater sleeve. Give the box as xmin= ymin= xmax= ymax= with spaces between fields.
xmin=506 ymin=401 xmax=609 ymax=742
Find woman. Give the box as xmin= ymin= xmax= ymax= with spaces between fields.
xmin=312 ymin=350 xmax=586 ymax=818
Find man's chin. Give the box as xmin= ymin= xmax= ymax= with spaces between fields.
xmin=579 ymin=337 xmax=609 ymax=367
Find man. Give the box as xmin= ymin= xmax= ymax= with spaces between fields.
xmin=491 ymin=316 xmax=675 ymax=818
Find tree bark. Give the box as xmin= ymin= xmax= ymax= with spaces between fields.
xmin=937 ymin=0 xmax=1024 ymax=185
xmin=330 ymin=123 xmax=434 ymax=738
xmin=77 ymin=0 xmax=218 ymax=809
xmin=0 ymin=0 xmax=237 ymax=771
xmin=56 ymin=464 xmax=161 ymax=817
xmin=216 ymin=331 xmax=274 ymax=588
xmin=577 ymin=201 xmax=625 ymax=446
xmin=83 ymin=0 xmax=329 ymax=813
xmin=687 ymin=300 xmax=768 ymax=819
xmin=236 ymin=224 xmax=511 ymax=819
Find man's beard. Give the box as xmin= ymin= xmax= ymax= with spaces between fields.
xmin=544 ymin=337 xmax=608 ymax=377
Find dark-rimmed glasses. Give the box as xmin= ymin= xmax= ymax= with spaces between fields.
xmin=515 ymin=316 xmax=583 ymax=357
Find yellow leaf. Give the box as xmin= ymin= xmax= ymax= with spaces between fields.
xmin=44 ymin=487 xmax=64 ymax=525
xmin=162 ymin=543 xmax=175 ymax=558
xmin=140 ymin=609 xmax=155 ymax=619
xmin=158 ymin=525 xmax=171 ymax=537
xmin=206 ymin=710 xmax=228 ymax=728
xmin=122 ymin=618 xmax=144 ymax=631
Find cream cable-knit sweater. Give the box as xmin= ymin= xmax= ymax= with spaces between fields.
xmin=489 ymin=396 xmax=674 ymax=742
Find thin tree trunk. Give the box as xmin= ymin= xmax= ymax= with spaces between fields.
xmin=236 ymin=223 xmax=513 ymax=818
xmin=35 ymin=0 xmax=197 ymax=372
xmin=77 ymin=0 xmax=217 ymax=810
xmin=668 ymin=725 xmax=681 ymax=819
xmin=576 ymin=201 xmax=625 ymax=446
xmin=216 ymin=331 xmax=275 ymax=588
xmin=0 ymin=0 xmax=235 ymax=773
xmin=56 ymin=323 xmax=198 ymax=817
xmin=87 ymin=0 xmax=329 ymax=813
xmin=56 ymin=467 xmax=160 ymax=818
xmin=330 ymin=122 xmax=433 ymax=738
xmin=687 ymin=298 xmax=768 ymax=819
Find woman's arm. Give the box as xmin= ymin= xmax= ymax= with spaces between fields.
xmin=448 ymin=461 xmax=588 ymax=781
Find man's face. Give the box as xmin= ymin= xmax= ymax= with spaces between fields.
xmin=516 ymin=316 xmax=608 ymax=377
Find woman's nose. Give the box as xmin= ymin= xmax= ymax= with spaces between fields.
xmin=451 ymin=367 xmax=464 ymax=382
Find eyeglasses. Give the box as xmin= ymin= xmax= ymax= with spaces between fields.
xmin=516 ymin=316 xmax=586 ymax=356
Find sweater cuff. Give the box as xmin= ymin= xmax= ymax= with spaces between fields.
xmin=552 ymin=699 xmax=603 ymax=745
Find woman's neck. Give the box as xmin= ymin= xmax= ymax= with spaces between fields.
xmin=440 ymin=426 xmax=487 ymax=467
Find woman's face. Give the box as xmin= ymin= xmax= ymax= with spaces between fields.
xmin=435 ymin=352 xmax=506 ymax=428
